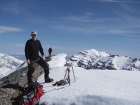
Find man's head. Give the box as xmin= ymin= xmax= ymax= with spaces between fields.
xmin=31 ymin=30 xmax=37 ymax=40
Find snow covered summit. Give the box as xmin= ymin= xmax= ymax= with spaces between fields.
xmin=0 ymin=53 xmax=140 ymax=105
xmin=38 ymin=53 xmax=140 ymax=105
xmin=0 ymin=53 xmax=23 ymax=69
xmin=70 ymin=49 xmax=140 ymax=71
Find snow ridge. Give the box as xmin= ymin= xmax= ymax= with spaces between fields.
xmin=0 ymin=53 xmax=24 ymax=69
xmin=70 ymin=49 xmax=140 ymax=71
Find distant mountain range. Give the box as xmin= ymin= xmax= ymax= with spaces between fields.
xmin=0 ymin=53 xmax=24 ymax=69
xmin=0 ymin=49 xmax=140 ymax=71
xmin=9 ymin=53 xmax=26 ymax=61
xmin=70 ymin=49 xmax=140 ymax=71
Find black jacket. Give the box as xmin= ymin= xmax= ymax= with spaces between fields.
xmin=25 ymin=39 xmax=44 ymax=60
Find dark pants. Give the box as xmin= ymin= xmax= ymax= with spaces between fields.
xmin=49 ymin=52 xmax=52 ymax=56
xmin=27 ymin=57 xmax=49 ymax=83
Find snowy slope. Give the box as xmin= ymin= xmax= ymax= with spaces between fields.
xmin=38 ymin=54 xmax=140 ymax=105
xmin=0 ymin=53 xmax=24 ymax=78
xmin=70 ymin=49 xmax=140 ymax=71
xmin=0 ymin=53 xmax=23 ymax=69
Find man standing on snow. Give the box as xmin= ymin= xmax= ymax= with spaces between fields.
xmin=25 ymin=30 xmax=53 ymax=84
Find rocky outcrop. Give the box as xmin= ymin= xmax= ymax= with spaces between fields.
xmin=0 ymin=56 xmax=51 ymax=105
xmin=0 ymin=66 xmax=43 ymax=105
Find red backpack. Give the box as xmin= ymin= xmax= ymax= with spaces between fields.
xmin=17 ymin=82 xmax=44 ymax=105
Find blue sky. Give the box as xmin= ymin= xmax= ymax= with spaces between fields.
xmin=0 ymin=0 xmax=140 ymax=58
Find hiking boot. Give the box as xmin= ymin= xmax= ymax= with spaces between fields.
xmin=45 ymin=77 xmax=53 ymax=83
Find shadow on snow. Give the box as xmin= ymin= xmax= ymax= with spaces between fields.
xmin=40 ymin=94 xmax=140 ymax=105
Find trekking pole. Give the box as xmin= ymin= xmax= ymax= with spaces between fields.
xmin=67 ymin=68 xmax=70 ymax=85
xmin=64 ymin=67 xmax=70 ymax=85
xmin=71 ymin=63 xmax=76 ymax=82
xmin=16 ymin=61 xmax=27 ymax=84
xmin=16 ymin=61 xmax=27 ymax=70
xmin=63 ymin=68 xmax=68 ymax=81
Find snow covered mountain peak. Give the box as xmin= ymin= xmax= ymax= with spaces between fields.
xmin=70 ymin=49 xmax=140 ymax=71
xmin=79 ymin=49 xmax=110 ymax=57
xmin=0 ymin=53 xmax=24 ymax=69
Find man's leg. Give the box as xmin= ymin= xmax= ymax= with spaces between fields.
xmin=38 ymin=59 xmax=53 ymax=82
xmin=38 ymin=59 xmax=49 ymax=78
xmin=49 ymin=52 xmax=51 ymax=56
xmin=27 ymin=64 xmax=35 ymax=84
xmin=27 ymin=59 xmax=38 ymax=84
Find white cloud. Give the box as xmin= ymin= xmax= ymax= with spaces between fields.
xmin=0 ymin=26 xmax=22 ymax=34
xmin=61 ymin=14 xmax=93 ymax=22
xmin=43 ymin=45 xmax=82 ymax=51
xmin=51 ymin=25 xmax=97 ymax=35
xmin=0 ymin=44 xmax=24 ymax=47
xmin=51 ymin=16 xmax=140 ymax=36
xmin=108 ymin=29 xmax=140 ymax=36
xmin=120 ymin=4 xmax=139 ymax=14
xmin=97 ymin=0 xmax=140 ymax=3
xmin=62 ymin=14 xmax=120 ymax=23
xmin=17 ymin=44 xmax=25 ymax=47
xmin=43 ymin=45 xmax=68 ymax=49
xmin=129 ymin=39 xmax=140 ymax=42
xmin=1 ymin=2 xmax=20 ymax=14
xmin=43 ymin=45 xmax=86 ymax=53
xmin=113 ymin=11 xmax=140 ymax=27
xmin=51 ymin=9 xmax=140 ymax=36
xmin=121 ymin=4 xmax=134 ymax=13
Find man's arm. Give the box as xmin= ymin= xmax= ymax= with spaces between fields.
xmin=25 ymin=41 xmax=30 ymax=64
xmin=38 ymin=40 xmax=46 ymax=60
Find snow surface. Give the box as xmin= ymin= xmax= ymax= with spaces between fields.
xmin=49 ymin=53 xmax=67 ymax=68
xmin=0 ymin=53 xmax=140 ymax=105
xmin=37 ymin=54 xmax=140 ymax=105
xmin=0 ymin=66 xmax=15 ymax=78
xmin=0 ymin=53 xmax=24 ymax=77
